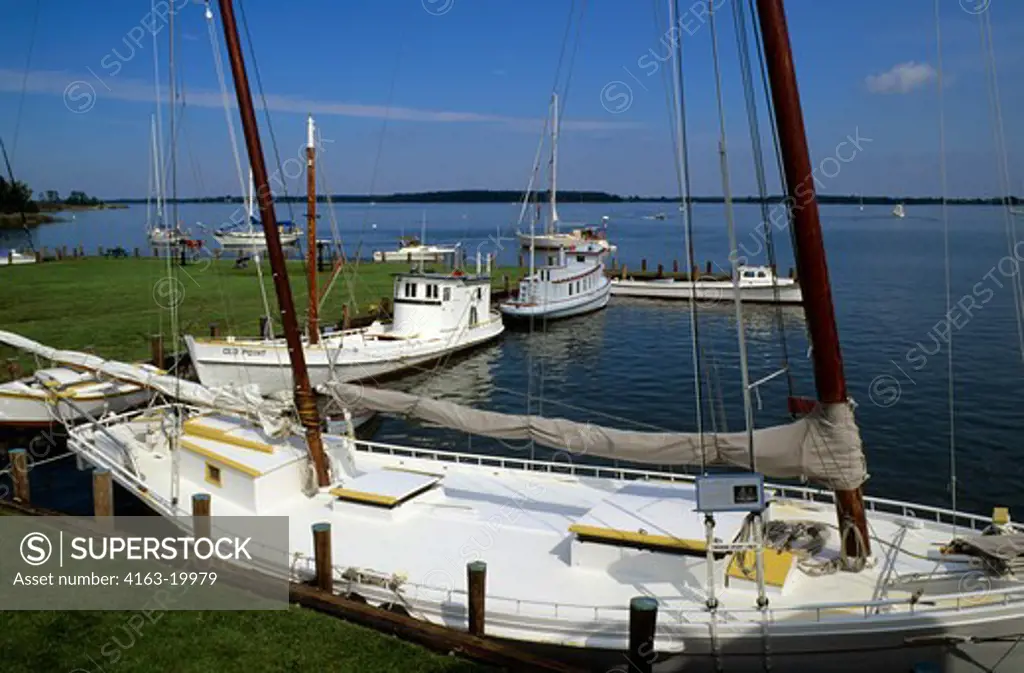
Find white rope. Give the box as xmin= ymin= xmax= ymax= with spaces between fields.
xmin=0 ymin=451 xmax=76 ymax=478
xmin=934 ymin=0 xmax=957 ymax=531
xmin=708 ymin=0 xmax=756 ymax=468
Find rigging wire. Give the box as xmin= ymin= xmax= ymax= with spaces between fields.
xmin=732 ymin=0 xmax=794 ymax=400
xmin=663 ymin=0 xmax=707 ymax=470
xmin=708 ymin=0 xmax=756 ymax=469
xmin=9 ymin=0 xmax=41 ymax=161
xmin=933 ymin=0 xmax=957 ymax=530
xmin=977 ymin=8 xmax=1024 ymax=365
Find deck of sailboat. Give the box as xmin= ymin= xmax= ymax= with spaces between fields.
xmin=73 ymin=406 xmax=1022 ymax=636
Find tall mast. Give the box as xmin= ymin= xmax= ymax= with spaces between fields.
xmin=305 ymin=114 xmax=318 ymax=345
xmin=755 ymin=0 xmax=868 ymax=557
xmin=217 ymin=0 xmax=330 ymax=487
xmin=549 ymin=93 xmax=559 ymax=234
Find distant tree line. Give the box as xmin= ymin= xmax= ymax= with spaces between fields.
xmin=105 ymin=189 xmax=1024 ymax=206
xmin=0 ymin=177 xmax=38 ymax=214
xmin=37 ymin=189 xmax=104 ymax=207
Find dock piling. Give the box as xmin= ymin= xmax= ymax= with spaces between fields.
xmin=342 ymin=304 xmax=351 ymax=330
xmin=673 ymin=260 xmax=678 ymax=273
xmin=7 ymin=250 xmax=12 ymax=265
xmin=92 ymin=468 xmax=114 ymax=519
xmin=209 ymin=323 xmax=220 ymax=338
xmin=628 ymin=596 xmax=658 ymax=673
xmin=467 ymin=561 xmax=487 ymax=636
xmin=656 ymin=264 xmax=663 ymax=278
xmin=641 ymin=259 xmax=647 ymax=272
xmin=313 ymin=522 xmax=333 ymax=593
xmin=150 ymin=334 xmax=164 ymax=367
xmin=192 ymin=493 xmax=211 ymax=540
xmin=10 ymin=449 xmax=29 ymax=503
xmin=6 ymin=357 xmax=22 ymax=380
xmin=706 ymin=261 xmax=712 ymax=274
xmin=259 ymin=316 xmax=272 ymax=339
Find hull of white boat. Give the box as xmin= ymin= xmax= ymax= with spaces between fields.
xmin=610 ymin=278 xmax=803 ymax=304
xmin=185 ymin=318 xmax=505 ymax=394
xmin=67 ymin=410 xmax=1024 ymax=673
xmin=0 ymin=387 xmax=152 ymax=427
xmin=0 ymin=252 xmax=36 ymax=266
xmin=517 ymin=233 xmax=617 ymax=255
xmin=214 ymin=231 xmax=301 ymax=251
xmin=373 ymin=249 xmax=455 ymax=263
xmin=500 ymin=278 xmax=611 ymax=320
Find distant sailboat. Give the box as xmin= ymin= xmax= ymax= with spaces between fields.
xmin=892 ymin=202 xmax=906 ymax=219
xmin=859 ymin=195 xmax=864 ymax=211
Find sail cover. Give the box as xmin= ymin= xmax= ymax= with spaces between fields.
xmin=0 ymin=330 xmax=294 ymax=433
xmin=321 ymin=382 xmax=867 ymax=490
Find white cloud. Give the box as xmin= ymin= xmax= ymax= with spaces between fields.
xmin=0 ymin=68 xmax=641 ymax=132
xmin=865 ymin=61 xmax=937 ymax=94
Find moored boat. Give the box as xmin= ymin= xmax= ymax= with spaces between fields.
xmin=610 ymin=264 xmax=802 ymax=304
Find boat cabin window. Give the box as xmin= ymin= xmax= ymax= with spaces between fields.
xmin=577 ymin=255 xmax=585 ymax=263
xmin=404 ymin=282 xmax=418 ymax=298
xmin=469 ymin=307 xmax=478 ymax=326
xmin=548 ymin=256 xmax=555 ymax=266
xmin=568 ymin=282 xmax=573 ymax=296
xmin=425 ymin=284 xmax=439 ymax=299
xmin=205 ymin=463 xmax=222 ymax=488
xmin=757 ymin=271 xmax=767 ymax=278
xmin=475 ymin=288 xmax=482 ymax=300
xmin=743 ymin=271 xmax=756 ymax=279
xmin=443 ymin=287 xmax=451 ymax=301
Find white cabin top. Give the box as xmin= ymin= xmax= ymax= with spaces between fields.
xmin=736 ymin=265 xmax=794 ymax=287
xmin=389 ymin=271 xmax=494 ymax=336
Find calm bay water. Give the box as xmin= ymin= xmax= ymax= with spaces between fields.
xmin=4 ymin=201 xmax=1023 ymax=517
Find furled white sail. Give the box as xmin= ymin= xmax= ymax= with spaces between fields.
xmin=321 ymin=382 xmax=867 ymax=490
xmin=0 ymin=330 xmax=295 ymax=434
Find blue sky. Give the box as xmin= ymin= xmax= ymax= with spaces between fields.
xmin=1 ymin=0 xmax=1023 ymax=199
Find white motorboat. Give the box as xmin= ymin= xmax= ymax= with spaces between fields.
xmin=185 ymin=269 xmax=504 ymax=394
xmin=892 ymin=203 xmax=906 ymax=219
xmin=611 ymin=264 xmax=802 ymax=304
xmin=501 ymin=242 xmax=611 ymax=320
xmin=213 ymin=171 xmax=301 ymax=252
xmin=373 ymin=237 xmax=459 ymax=263
xmin=0 ymin=249 xmax=36 ymax=266
xmin=0 ymin=365 xmax=157 ymax=428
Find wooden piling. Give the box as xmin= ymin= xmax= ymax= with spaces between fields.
xmin=628 ymin=596 xmax=658 ymax=673
xmin=134 ymin=247 xmax=140 ymax=258
xmin=641 ymin=259 xmax=647 ymax=272
xmin=259 ymin=316 xmax=272 ymax=339
xmin=313 ymin=522 xmax=333 ymax=593
xmin=467 ymin=561 xmax=487 ymax=637
xmin=192 ymin=493 xmax=211 ymax=540
xmin=209 ymin=323 xmax=220 ymax=338
xmin=6 ymin=358 xmax=21 ymax=380
xmin=342 ymin=304 xmax=351 ymax=330
xmin=92 ymin=468 xmax=113 ymax=518
xmin=150 ymin=334 xmax=164 ymax=367
xmin=706 ymin=261 xmax=712 ymax=274
xmin=656 ymin=264 xmax=663 ymax=278
xmin=789 ymin=267 xmax=795 ymax=279
xmin=7 ymin=250 xmax=12 ymax=265
xmin=503 ymin=274 xmax=510 ymax=294
xmin=78 ymin=244 xmax=84 ymax=257
xmin=10 ymin=449 xmax=29 ymax=503
xmin=673 ymin=260 xmax=679 ymax=273
xmin=621 ymin=265 xmax=628 ymax=280
xmin=35 ymin=250 xmax=42 ymax=264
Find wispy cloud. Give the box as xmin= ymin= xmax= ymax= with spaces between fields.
xmin=0 ymin=68 xmax=640 ymax=132
xmin=865 ymin=61 xmax=937 ymax=94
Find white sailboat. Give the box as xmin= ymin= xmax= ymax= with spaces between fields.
xmin=213 ymin=170 xmax=301 ymax=251
xmin=892 ymin=203 xmax=906 ymax=219
xmin=516 ymin=95 xmax=617 ymax=257
xmin=611 ymin=264 xmax=802 ymax=304
xmin=53 ymin=2 xmax=1024 ymax=671
xmin=501 ymin=94 xmax=611 ymax=321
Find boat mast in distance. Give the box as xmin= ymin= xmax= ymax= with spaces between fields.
xmin=755 ymin=0 xmax=870 ymax=558
xmin=216 ymin=0 xmax=330 ymax=487
xmin=306 ymin=113 xmax=318 ymax=345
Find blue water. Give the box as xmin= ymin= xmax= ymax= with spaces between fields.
xmin=3 ymin=201 xmax=1023 ymax=517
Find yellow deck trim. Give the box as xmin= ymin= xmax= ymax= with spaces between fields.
xmin=179 ymin=438 xmax=262 ymax=478
xmin=568 ymin=524 xmax=707 ymax=552
xmin=329 ymin=487 xmax=399 ymax=507
xmin=383 ymin=466 xmax=445 ymax=479
xmin=993 ymin=507 xmax=1011 ymax=526
xmin=183 ymin=418 xmax=275 ymax=454
xmin=727 ymin=549 xmax=795 ymax=588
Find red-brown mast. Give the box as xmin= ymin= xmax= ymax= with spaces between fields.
xmin=306 ymin=114 xmax=319 ymax=345
xmin=217 ymin=0 xmax=330 ymax=487
xmin=755 ymin=0 xmax=869 ymax=556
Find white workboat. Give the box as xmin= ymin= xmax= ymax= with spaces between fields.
xmin=611 ymin=265 xmax=802 ymax=304
xmin=0 ymin=249 xmax=36 ymax=266
xmin=185 ymin=269 xmax=504 ymax=394
xmin=893 ymin=203 xmax=907 ymax=219
xmin=0 ymin=365 xmax=157 ymax=428
xmin=501 ymin=242 xmax=611 ymax=320
xmin=373 ymin=237 xmax=459 ymax=263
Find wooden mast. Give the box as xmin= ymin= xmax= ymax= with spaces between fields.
xmin=755 ymin=0 xmax=869 ymax=557
xmin=306 ymin=114 xmax=319 ymax=345
xmin=217 ymin=0 xmax=330 ymax=487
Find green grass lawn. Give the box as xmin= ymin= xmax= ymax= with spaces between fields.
xmin=0 ymin=257 xmax=523 ymax=368
xmin=0 ymin=608 xmax=490 ymax=673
